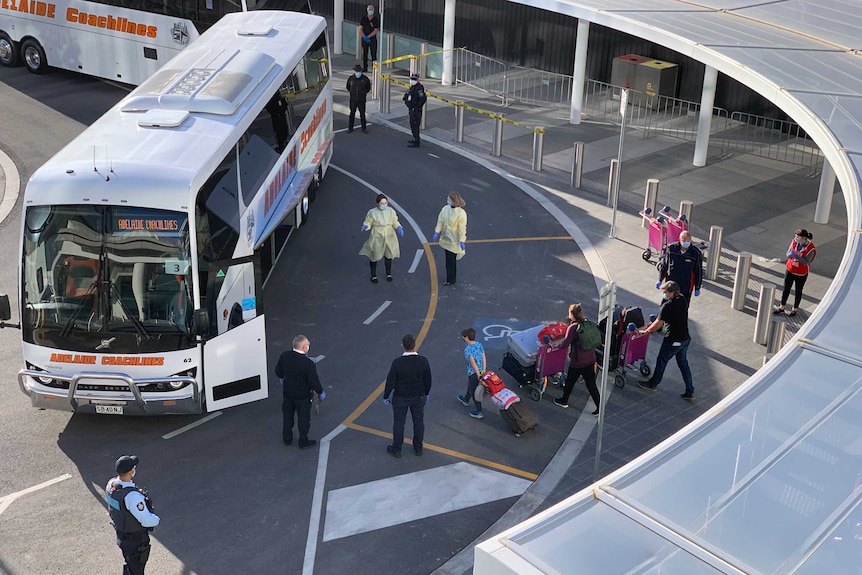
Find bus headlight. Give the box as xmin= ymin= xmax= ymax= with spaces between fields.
xmin=168 ymin=381 xmax=185 ymax=390
xmin=36 ymin=375 xmax=55 ymax=385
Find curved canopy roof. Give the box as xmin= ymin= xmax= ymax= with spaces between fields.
xmin=476 ymin=1 xmax=862 ymax=573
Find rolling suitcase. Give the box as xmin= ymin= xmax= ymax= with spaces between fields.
xmin=501 ymin=352 xmax=535 ymax=386
xmin=500 ymin=401 xmax=538 ymax=435
xmin=507 ymin=325 xmax=542 ymax=366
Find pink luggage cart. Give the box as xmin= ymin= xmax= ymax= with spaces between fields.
xmin=611 ymin=324 xmax=651 ymax=388
xmin=524 ymin=342 xmax=568 ymax=401
xmin=639 ymin=206 xmax=689 ymax=266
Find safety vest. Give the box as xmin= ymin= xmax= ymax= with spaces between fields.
xmin=106 ymin=482 xmax=147 ymax=535
xmin=787 ymin=240 xmax=815 ymax=275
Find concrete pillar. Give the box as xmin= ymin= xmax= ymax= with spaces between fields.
xmin=814 ymin=160 xmax=836 ymax=224
xmin=334 ymin=0 xmax=344 ymax=55
xmin=693 ymin=65 xmax=718 ymax=167
xmin=569 ymin=19 xmax=590 ymax=125
xmin=441 ymin=0 xmax=456 ymax=86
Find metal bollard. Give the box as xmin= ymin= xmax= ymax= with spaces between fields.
xmin=409 ymin=56 xmax=418 ymax=77
xmin=680 ymin=200 xmax=693 ymax=226
xmin=607 ymin=159 xmax=619 ymax=207
xmin=731 ymin=252 xmax=752 ymax=311
xmin=706 ymin=225 xmax=724 ymax=280
xmin=643 ymin=179 xmax=660 ymax=228
xmin=379 ymin=76 xmax=391 ymax=114
xmin=420 ymin=104 xmax=427 ymax=130
xmin=418 ymin=42 xmax=428 ymax=78
xmin=571 ymin=142 xmax=584 ymax=189
xmin=492 ymin=115 xmax=504 ymax=157
xmin=386 ymin=35 xmax=395 ymax=70
xmin=764 ymin=316 xmax=787 ymax=362
xmin=531 ymin=127 xmax=545 ymax=171
xmin=371 ymin=62 xmax=379 ymax=100
xmin=454 ymin=102 xmax=465 ymax=142
xmin=754 ymin=283 xmax=777 ymax=344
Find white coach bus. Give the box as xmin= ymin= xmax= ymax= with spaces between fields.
xmin=0 ymin=0 xmax=311 ymax=84
xmin=0 ymin=10 xmax=333 ymax=415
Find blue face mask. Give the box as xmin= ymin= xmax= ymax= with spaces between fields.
xmin=355 ymin=71 xmax=362 ymax=78
xmin=378 ymin=204 xmax=388 ymax=211
xmin=662 ymin=292 xmax=669 ymax=300
xmin=681 ymin=241 xmax=691 ymax=249
xmin=368 ymin=10 xmax=374 ymax=15
xmin=446 ymin=199 xmax=453 ymax=207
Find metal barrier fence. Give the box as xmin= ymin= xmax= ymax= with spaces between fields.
xmin=505 ymin=65 xmax=573 ymax=110
xmin=452 ymin=48 xmax=509 ymax=104
xmin=725 ymin=112 xmax=824 ymax=176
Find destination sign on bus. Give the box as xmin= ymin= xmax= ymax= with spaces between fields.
xmin=49 ymin=353 xmax=166 ymax=366
xmin=115 ymin=217 xmax=180 ymax=232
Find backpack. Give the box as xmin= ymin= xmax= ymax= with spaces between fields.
xmin=537 ymin=322 xmax=567 ymax=344
xmin=576 ymin=319 xmax=601 ymax=351
xmin=479 ymin=371 xmax=506 ymax=395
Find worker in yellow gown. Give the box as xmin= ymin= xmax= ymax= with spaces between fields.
xmin=432 ymin=192 xmax=467 ymax=286
xmin=359 ymin=193 xmax=403 ymax=283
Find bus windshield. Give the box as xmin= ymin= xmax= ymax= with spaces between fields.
xmin=21 ymin=205 xmax=195 ymax=354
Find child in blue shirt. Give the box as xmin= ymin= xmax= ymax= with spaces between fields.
xmin=457 ymin=327 xmax=486 ymax=418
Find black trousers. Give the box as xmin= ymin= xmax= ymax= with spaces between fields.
xmin=561 ymin=363 xmax=600 ymax=409
xmin=409 ymin=108 xmax=422 ymax=143
xmin=283 ymin=396 xmax=312 ymax=443
xmin=391 ymin=394 xmax=425 ymax=452
xmin=780 ymin=270 xmax=808 ymax=309
xmin=370 ymin=258 xmax=392 ymax=277
xmin=444 ymin=249 xmax=457 ymax=284
xmin=362 ymin=38 xmax=377 ymax=71
xmin=117 ymin=531 xmax=150 ymax=575
xmin=349 ymin=99 xmax=366 ymax=130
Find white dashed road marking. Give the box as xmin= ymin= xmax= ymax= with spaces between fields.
xmin=162 ymin=411 xmax=223 ymax=440
xmin=408 ymin=248 xmax=424 ymax=274
xmin=0 ymin=474 xmax=73 ymax=517
xmin=362 ymin=300 xmax=392 ymax=325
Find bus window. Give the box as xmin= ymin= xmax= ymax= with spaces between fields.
xmin=282 ymin=32 xmax=328 ymax=127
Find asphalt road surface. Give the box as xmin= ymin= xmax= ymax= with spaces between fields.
xmin=0 ymin=68 xmax=598 ymax=575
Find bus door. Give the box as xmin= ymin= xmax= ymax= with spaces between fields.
xmin=203 ymin=255 xmax=267 ymax=410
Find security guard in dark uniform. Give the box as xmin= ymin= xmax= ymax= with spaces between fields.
xmin=403 ymin=73 xmax=427 ymax=147
xmin=105 ymin=455 xmax=160 ymax=575
xmin=274 ymin=334 xmax=326 ymax=449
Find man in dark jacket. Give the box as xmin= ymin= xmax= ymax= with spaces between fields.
xmin=346 ymin=64 xmax=372 ymax=133
xmin=383 ymin=334 xmax=432 ymax=457
xmin=358 ymin=4 xmax=379 ymax=73
xmin=403 ymin=73 xmax=427 ymax=147
xmin=638 ymin=281 xmax=695 ymax=399
xmin=658 ymin=230 xmax=703 ymax=305
xmin=275 ymin=335 xmax=325 ymax=449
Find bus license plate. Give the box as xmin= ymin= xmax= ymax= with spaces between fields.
xmin=95 ymin=405 xmax=124 ymax=415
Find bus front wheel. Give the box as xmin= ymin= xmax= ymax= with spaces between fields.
xmin=21 ymin=39 xmax=47 ymax=74
xmin=0 ymin=32 xmax=18 ymax=67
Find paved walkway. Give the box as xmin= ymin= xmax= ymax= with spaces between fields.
xmin=328 ymin=49 xmax=845 ymax=573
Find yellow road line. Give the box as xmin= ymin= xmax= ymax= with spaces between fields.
xmin=343 ymin=242 xmax=439 ymax=426
xmin=341 ymin=242 xmax=538 ymax=482
xmin=345 ymin=422 xmax=539 ymax=481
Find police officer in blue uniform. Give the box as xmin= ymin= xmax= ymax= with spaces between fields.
xmin=105 ymin=455 xmax=160 ymax=575
xmin=403 ymin=73 xmax=427 ymax=147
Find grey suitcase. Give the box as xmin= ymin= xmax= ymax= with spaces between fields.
xmin=507 ymin=325 xmax=543 ymax=367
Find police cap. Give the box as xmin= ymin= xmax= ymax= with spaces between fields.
xmin=115 ymin=455 xmax=139 ymax=473
xmin=410 ymin=73 xmax=419 ymax=80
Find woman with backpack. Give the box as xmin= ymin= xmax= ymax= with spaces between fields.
xmin=552 ymin=303 xmax=600 ymax=415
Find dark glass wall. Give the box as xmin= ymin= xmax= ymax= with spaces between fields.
xmin=310 ymin=0 xmax=785 ymax=119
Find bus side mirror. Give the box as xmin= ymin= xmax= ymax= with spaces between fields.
xmin=193 ymin=308 xmax=210 ymax=337
xmin=0 ymin=294 xmax=11 ymax=321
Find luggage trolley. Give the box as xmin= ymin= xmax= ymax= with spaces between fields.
xmin=501 ymin=324 xmax=567 ymax=402
xmin=639 ymin=206 xmax=688 ymax=266
xmin=596 ymin=306 xmax=653 ymax=388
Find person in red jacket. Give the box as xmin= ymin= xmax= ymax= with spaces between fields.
xmin=551 ymin=303 xmax=599 ymax=415
xmin=774 ymin=228 xmax=816 ymax=317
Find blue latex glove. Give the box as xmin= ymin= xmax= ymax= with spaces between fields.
xmin=383 ymin=397 xmax=391 ymax=406
xmin=460 ymin=242 xmax=466 ymax=250
xmin=790 ymin=250 xmax=798 ymax=258
xmin=655 ymin=281 xmax=662 ymax=289
xmin=361 ymin=224 xmax=369 ymax=232
xmin=694 ymin=289 xmax=701 ymax=297
xmin=362 ymin=35 xmax=369 ymax=42
xmin=319 ymin=391 xmax=326 ymax=401
xmin=425 ymin=395 xmax=430 ymax=404
xmin=432 ymin=232 xmax=439 ymax=242
xmin=397 ymin=226 xmax=404 ymax=237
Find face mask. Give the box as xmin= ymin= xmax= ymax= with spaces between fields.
xmin=368 ymin=10 xmax=374 ymax=15
xmin=378 ymin=204 xmax=388 ymax=211
xmin=355 ymin=71 xmax=362 ymax=78
xmin=410 ymin=80 xmax=417 ymax=86
xmin=796 ymin=237 xmax=806 ymax=244
xmin=681 ymin=241 xmax=691 ymax=249
xmin=662 ymin=293 xmax=669 ymax=300
xmin=446 ymin=198 xmax=453 ymax=207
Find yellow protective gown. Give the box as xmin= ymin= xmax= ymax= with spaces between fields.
xmin=359 ymin=207 xmax=401 ymax=261
xmin=434 ymin=205 xmax=467 ymax=259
